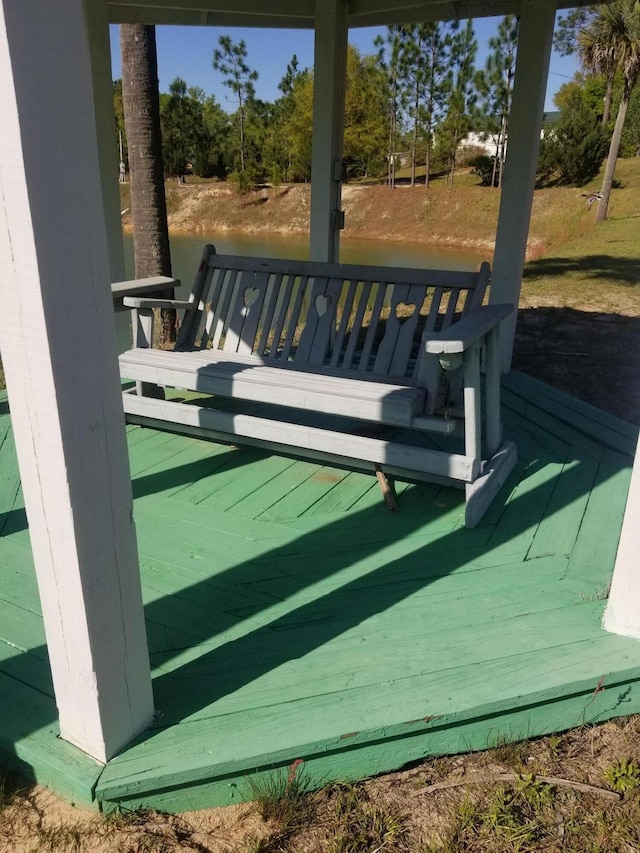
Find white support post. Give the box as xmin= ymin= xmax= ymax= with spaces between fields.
xmin=0 ymin=0 xmax=153 ymax=762
xmin=310 ymin=0 xmax=348 ymax=263
xmin=84 ymin=0 xmax=125 ymax=283
xmin=484 ymin=325 xmax=501 ymax=458
xmin=603 ymin=435 xmax=640 ymax=639
xmin=490 ymin=0 xmax=555 ymax=370
xmin=463 ymin=343 xmax=482 ymax=480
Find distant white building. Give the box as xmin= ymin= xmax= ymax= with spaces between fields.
xmin=459 ymin=111 xmax=560 ymax=157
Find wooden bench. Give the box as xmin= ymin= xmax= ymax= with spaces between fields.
xmin=118 ymin=244 xmax=516 ymax=526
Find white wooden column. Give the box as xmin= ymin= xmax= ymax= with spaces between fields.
xmin=85 ymin=0 xmax=125 ymax=282
xmin=490 ymin=0 xmax=555 ymax=370
xmin=310 ymin=0 xmax=348 ymax=262
xmin=603 ymin=435 xmax=640 ymax=638
xmin=0 ymin=0 xmax=153 ymax=762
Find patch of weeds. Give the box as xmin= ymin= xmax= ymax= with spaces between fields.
xmin=422 ymin=793 xmax=483 ymax=853
xmin=240 ymin=830 xmax=289 ymax=853
xmin=35 ymin=823 xmax=85 ymax=852
xmin=101 ymin=805 xmax=156 ymax=830
xmin=326 ymin=783 xmax=407 ymax=853
xmin=485 ymin=785 xmax=549 ymax=848
xmin=99 ymin=808 xmax=204 ymax=853
xmin=0 ymin=770 xmax=21 ymax=812
xmin=246 ymin=759 xmax=313 ymax=836
xmin=546 ymin=733 xmax=563 ymax=760
xmin=420 ymin=756 xmax=455 ymax=785
xmin=578 ymin=583 xmax=611 ymax=603
xmin=604 ymin=758 xmax=640 ymax=794
xmin=457 ymin=791 xmax=480 ymax=833
xmin=442 ymin=782 xmax=552 ymax=851
xmin=488 ymin=735 xmax=528 ymax=771
xmin=514 ymin=773 xmax=556 ymax=809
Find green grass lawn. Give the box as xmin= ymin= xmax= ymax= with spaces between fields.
xmin=521 ymin=158 xmax=640 ymax=314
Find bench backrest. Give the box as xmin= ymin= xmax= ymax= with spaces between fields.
xmin=176 ymin=245 xmax=490 ymax=402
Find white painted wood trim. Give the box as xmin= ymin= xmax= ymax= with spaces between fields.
xmin=424 ymin=304 xmax=512 ymax=355
xmin=0 ymin=0 xmax=153 ymax=762
xmin=490 ymin=0 xmax=555 ymax=370
xmin=463 ymin=343 xmax=482 ymax=480
xmin=123 ymin=393 xmax=478 ymax=482
xmin=112 ymin=275 xmax=180 ymax=296
xmin=204 ymin=255 xmax=482 ymax=289
xmin=124 ymin=409 xmax=467 ymax=491
xmin=484 ymin=325 xmax=502 ymax=458
xmin=465 ymin=442 xmax=517 ymax=528
xmin=603 ymin=434 xmax=640 ymax=639
xmin=120 ymin=348 xmax=426 ymax=426
xmin=310 ymin=0 xmax=348 ymax=262
xmin=111 ymin=276 xmax=180 ymax=311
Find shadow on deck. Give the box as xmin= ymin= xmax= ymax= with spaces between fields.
xmin=0 ymin=372 xmax=639 ymax=812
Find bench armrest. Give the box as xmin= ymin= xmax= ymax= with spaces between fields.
xmin=123 ymin=297 xmax=195 ymax=311
xmin=111 ymin=276 xmax=180 ymax=311
xmin=424 ymin=304 xmax=513 ymax=355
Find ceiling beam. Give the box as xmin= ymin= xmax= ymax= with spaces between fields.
xmin=109 ymin=0 xmax=315 ymax=26
xmin=108 ymin=0 xmax=614 ymax=29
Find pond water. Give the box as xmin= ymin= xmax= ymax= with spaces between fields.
xmin=122 ymin=231 xmax=487 ymax=290
xmin=117 ymin=231 xmax=488 ymax=350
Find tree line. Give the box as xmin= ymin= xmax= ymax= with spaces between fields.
xmin=115 ymin=2 xmax=640 ymax=207
xmin=115 ymin=17 xmax=527 ymax=191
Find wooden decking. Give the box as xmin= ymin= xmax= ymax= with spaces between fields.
xmin=1 ymin=373 xmax=640 ymax=813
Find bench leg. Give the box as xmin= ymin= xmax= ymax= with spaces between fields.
xmin=132 ymin=308 xmax=165 ymax=399
xmin=375 ymin=465 xmax=398 ymax=512
xmin=136 ymin=381 xmax=165 ymax=400
xmin=465 ymin=441 xmax=517 ymax=527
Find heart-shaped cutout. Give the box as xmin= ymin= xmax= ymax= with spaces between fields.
xmin=243 ymin=287 xmax=260 ymax=308
xmin=315 ymin=294 xmax=332 ymax=317
xmin=395 ymin=302 xmax=417 ymax=323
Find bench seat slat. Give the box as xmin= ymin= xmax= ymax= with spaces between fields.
xmin=120 ymin=348 xmax=426 ymax=427
xmin=122 ymin=393 xmax=476 ymax=483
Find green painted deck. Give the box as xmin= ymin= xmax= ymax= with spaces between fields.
xmin=1 ymin=373 xmax=640 ymax=812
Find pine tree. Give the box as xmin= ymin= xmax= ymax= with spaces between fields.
xmin=397 ymin=22 xmax=455 ymax=187
xmin=437 ymin=19 xmax=478 ymax=185
xmin=375 ymin=26 xmax=403 ymax=188
xmin=213 ymin=36 xmax=258 ymax=183
xmin=476 ymin=15 xmax=519 ymax=189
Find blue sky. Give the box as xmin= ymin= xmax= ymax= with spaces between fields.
xmin=109 ymin=17 xmax=578 ymax=112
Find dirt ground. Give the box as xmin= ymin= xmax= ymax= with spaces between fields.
xmin=3 ymin=717 xmax=640 ymax=852
xmin=513 ymin=305 xmax=640 ymax=425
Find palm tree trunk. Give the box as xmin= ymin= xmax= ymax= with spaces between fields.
xmin=121 ymin=24 xmax=176 ymax=343
xmin=595 ymin=93 xmax=629 ymax=223
xmin=602 ymin=72 xmax=614 ymax=126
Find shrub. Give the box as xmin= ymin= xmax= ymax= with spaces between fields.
xmin=469 ymin=154 xmax=498 ymax=187
xmin=537 ymin=93 xmax=608 ymax=186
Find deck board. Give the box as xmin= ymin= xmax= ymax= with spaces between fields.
xmin=1 ymin=375 xmax=640 ymax=812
